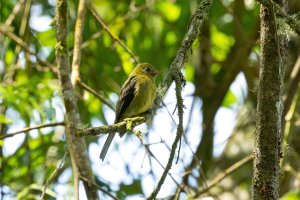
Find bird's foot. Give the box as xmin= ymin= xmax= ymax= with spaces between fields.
xmin=124 ymin=118 xmax=133 ymax=131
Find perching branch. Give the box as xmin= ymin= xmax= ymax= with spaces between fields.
xmin=0 ymin=122 xmax=65 ymax=140
xmin=77 ymin=116 xmax=145 ymax=137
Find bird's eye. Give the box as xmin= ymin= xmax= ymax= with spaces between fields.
xmin=145 ymin=67 xmax=151 ymax=72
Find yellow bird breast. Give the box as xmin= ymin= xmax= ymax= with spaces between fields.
xmin=124 ymin=75 xmax=156 ymax=117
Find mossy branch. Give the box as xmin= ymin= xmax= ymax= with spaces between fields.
xmin=257 ymin=0 xmax=300 ymax=35
xmin=77 ymin=116 xmax=145 ymax=137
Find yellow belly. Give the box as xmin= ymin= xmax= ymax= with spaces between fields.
xmin=123 ymin=76 xmax=156 ymax=117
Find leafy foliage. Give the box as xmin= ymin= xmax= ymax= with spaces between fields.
xmin=1 ymin=0 xmax=300 ymax=199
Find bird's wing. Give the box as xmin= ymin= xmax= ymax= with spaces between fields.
xmin=114 ymin=75 xmax=137 ymax=123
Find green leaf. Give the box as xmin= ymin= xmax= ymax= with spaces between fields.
xmin=117 ymin=179 xmax=143 ymax=197
xmin=0 ymin=114 xmax=12 ymax=124
xmin=222 ymin=90 xmax=237 ymax=108
xmin=157 ymin=2 xmax=181 ymax=22
xmin=282 ymin=191 xmax=300 ymax=200
xmin=185 ymin=63 xmax=194 ymax=82
xmin=17 ymin=183 xmax=56 ymax=199
xmin=211 ymin=25 xmax=234 ymax=61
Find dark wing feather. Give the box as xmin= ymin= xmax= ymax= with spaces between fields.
xmin=114 ymin=76 xmax=137 ymax=123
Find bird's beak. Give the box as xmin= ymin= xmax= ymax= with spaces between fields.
xmin=151 ymin=69 xmax=160 ymax=76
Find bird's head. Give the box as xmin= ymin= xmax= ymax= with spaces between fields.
xmin=133 ymin=63 xmax=159 ymax=78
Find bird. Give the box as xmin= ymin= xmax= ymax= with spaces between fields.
xmin=100 ymin=63 xmax=159 ymax=160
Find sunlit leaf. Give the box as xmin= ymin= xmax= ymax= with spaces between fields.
xmin=157 ymin=2 xmax=181 ymax=22
xmin=282 ymin=191 xmax=300 ymax=200
xmin=185 ymin=63 xmax=194 ymax=82
xmin=211 ymin=25 xmax=234 ymax=61
xmin=0 ymin=114 xmax=12 ymax=124
xmin=222 ymin=90 xmax=237 ymax=108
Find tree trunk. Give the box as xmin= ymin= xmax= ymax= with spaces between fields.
xmin=252 ymin=2 xmax=286 ymax=199
xmin=55 ymin=0 xmax=99 ymax=199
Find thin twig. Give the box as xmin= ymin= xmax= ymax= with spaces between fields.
xmin=0 ymin=122 xmax=65 ymax=140
xmin=0 ymin=27 xmax=57 ymax=72
xmin=71 ymin=0 xmax=87 ymax=86
xmin=40 ymin=151 xmax=68 ymax=200
xmin=79 ymin=176 xmax=120 ymax=200
xmin=4 ymin=0 xmax=26 ymax=27
xmin=194 ymin=154 xmax=253 ymax=197
xmin=88 ymin=5 xmax=139 ymax=64
xmin=283 ymin=55 xmax=300 ymax=118
xmin=147 ymin=71 xmax=185 ymax=200
xmin=143 ymin=144 xmax=182 ymax=189
xmin=77 ymin=78 xmax=115 ymax=111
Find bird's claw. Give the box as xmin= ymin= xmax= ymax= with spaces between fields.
xmin=124 ymin=118 xmax=133 ymax=131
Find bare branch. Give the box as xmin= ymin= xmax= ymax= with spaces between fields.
xmin=4 ymin=0 xmax=26 ymax=27
xmin=147 ymin=71 xmax=185 ymax=200
xmin=77 ymin=78 xmax=115 ymax=111
xmin=79 ymin=175 xmax=120 ymax=200
xmin=0 ymin=122 xmax=65 ymax=140
xmin=283 ymin=55 xmax=300 ymax=117
xmin=194 ymin=154 xmax=253 ymax=197
xmin=0 ymin=27 xmax=57 ymax=72
xmin=40 ymin=152 xmax=68 ymax=200
xmin=71 ymin=0 xmax=87 ymax=86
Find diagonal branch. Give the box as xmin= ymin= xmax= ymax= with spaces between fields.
xmin=147 ymin=71 xmax=185 ymax=200
xmin=194 ymin=154 xmax=253 ymax=197
xmin=0 ymin=26 xmax=56 ymax=72
xmin=40 ymin=151 xmax=68 ymax=200
xmin=4 ymin=0 xmax=26 ymax=27
xmin=79 ymin=176 xmax=120 ymax=200
xmin=88 ymin=5 xmax=139 ymax=64
xmin=77 ymin=78 xmax=115 ymax=111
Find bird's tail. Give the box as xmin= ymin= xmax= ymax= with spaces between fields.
xmin=100 ymin=132 xmax=116 ymax=161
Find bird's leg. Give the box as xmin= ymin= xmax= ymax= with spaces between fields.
xmin=123 ymin=117 xmax=144 ymax=142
